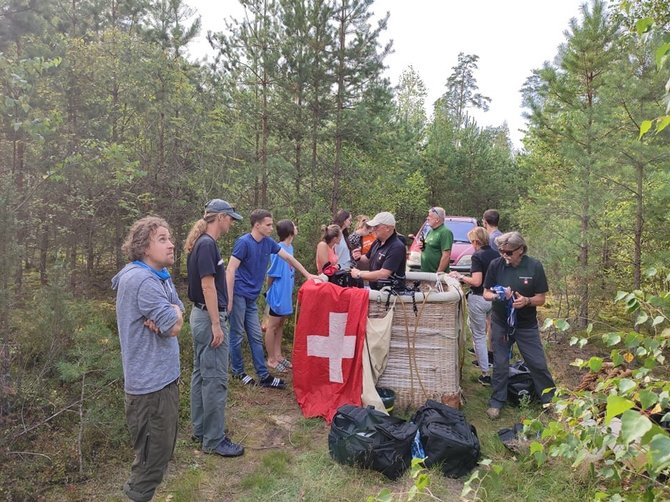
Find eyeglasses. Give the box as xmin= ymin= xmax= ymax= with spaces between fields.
xmin=499 ymin=247 xmax=521 ymax=256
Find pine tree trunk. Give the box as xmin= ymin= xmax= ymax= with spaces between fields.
xmin=633 ymin=162 xmax=643 ymax=290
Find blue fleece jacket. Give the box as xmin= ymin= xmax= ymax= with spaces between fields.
xmin=111 ymin=263 xmax=183 ymax=394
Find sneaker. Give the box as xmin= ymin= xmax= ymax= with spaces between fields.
xmin=486 ymin=407 xmax=501 ymax=420
xmin=233 ymin=373 xmax=256 ymax=386
xmin=478 ymin=375 xmax=491 ymax=386
xmin=467 ymin=347 xmax=476 ymax=355
xmin=259 ymin=375 xmax=286 ymax=389
xmin=205 ymin=436 xmax=244 ymax=457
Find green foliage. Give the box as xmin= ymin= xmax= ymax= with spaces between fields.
xmin=3 ymin=283 xmax=126 ymax=498
xmin=367 ymin=458 xmax=434 ymax=502
xmin=527 ymin=279 xmax=670 ymax=500
xmin=624 ymin=3 xmax=670 ymax=138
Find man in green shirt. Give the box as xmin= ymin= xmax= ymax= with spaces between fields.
xmin=420 ymin=206 xmax=453 ymax=273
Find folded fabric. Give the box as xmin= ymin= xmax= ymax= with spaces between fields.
xmin=492 ymin=285 xmax=516 ymax=328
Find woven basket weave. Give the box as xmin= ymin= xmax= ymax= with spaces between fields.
xmin=368 ymin=273 xmax=465 ymax=410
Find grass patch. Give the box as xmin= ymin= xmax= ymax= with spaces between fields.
xmin=289 ymin=417 xmax=324 ymax=448
xmin=240 ymin=450 xmax=292 ymax=494
xmin=160 ymin=464 xmax=205 ymax=501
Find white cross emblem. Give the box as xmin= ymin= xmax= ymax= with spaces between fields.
xmin=307 ymin=312 xmax=356 ymax=383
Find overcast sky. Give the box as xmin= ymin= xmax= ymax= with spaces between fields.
xmin=185 ymin=0 xmax=589 ymax=148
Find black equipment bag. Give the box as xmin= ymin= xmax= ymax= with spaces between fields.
xmin=412 ymin=399 xmax=481 ymax=478
xmin=328 ymin=270 xmax=354 ymax=288
xmin=508 ymin=360 xmax=538 ymax=405
xmin=328 ymin=404 xmax=418 ymax=480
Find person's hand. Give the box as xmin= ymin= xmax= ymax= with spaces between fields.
xmin=227 ymin=299 xmax=233 ymax=314
xmin=211 ymin=323 xmax=224 ymax=348
xmin=144 ymin=319 xmax=160 ymax=334
xmin=350 ymin=267 xmax=361 ymax=279
xmin=513 ymin=291 xmax=530 ymax=309
xmin=308 ymin=274 xmax=322 ymax=283
xmin=448 ymin=271 xmax=460 ymax=280
xmin=352 ymin=248 xmax=361 ymax=261
xmin=172 ymin=304 xmax=183 ymax=318
xmin=491 ymin=285 xmax=512 ymax=301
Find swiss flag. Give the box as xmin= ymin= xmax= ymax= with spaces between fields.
xmin=293 ymin=281 xmax=370 ymax=423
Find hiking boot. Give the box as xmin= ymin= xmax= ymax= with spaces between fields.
xmin=233 ymin=373 xmax=256 ymax=386
xmin=486 ymin=407 xmax=501 ymax=420
xmin=205 ymin=436 xmax=244 ymax=457
xmin=478 ymin=375 xmax=491 ymax=386
xmin=259 ymin=375 xmax=286 ymax=389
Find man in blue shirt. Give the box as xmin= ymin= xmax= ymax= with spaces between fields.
xmin=483 ymin=209 xmax=502 ymax=252
xmin=226 ymin=209 xmax=318 ymax=388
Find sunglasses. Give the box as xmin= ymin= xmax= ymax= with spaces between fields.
xmin=499 ymin=246 xmax=521 ymax=256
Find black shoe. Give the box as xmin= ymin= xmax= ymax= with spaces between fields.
xmin=478 ymin=375 xmax=492 ymax=386
xmin=259 ymin=375 xmax=286 ymax=389
xmin=472 ymin=359 xmax=493 ymax=369
xmin=233 ymin=373 xmax=256 ymax=386
xmin=205 ymin=436 xmax=245 ymax=457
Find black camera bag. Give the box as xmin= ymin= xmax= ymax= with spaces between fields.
xmin=412 ymin=399 xmax=480 ymax=478
xmin=508 ymin=360 xmax=538 ymax=405
xmin=328 ymin=404 xmax=417 ymax=480
xmin=328 ymin=270 xmax=354 ymax=288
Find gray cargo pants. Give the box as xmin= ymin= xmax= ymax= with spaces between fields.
xmin=489 ymin=321 xmax=556 ymax=409
xmin=190 ymin=307 xmax=229 ymax=452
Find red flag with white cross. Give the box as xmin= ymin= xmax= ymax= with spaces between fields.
xmin=292 ymin=281 xmax=369 ymax=423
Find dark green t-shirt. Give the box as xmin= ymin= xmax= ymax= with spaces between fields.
xmin=483 ymin=255 xmax=549 ymax=328
xmin=420 ymin=225 xmax=453 ymax=272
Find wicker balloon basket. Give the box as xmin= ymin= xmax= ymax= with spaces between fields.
xmin=368 ymin=272 xmax=466 ymax=410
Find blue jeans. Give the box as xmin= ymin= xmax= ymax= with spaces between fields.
xmin=229 ymin=295 xmax=269 ymax=380
xmin=190 ymin=307 xmax=229 ymax=451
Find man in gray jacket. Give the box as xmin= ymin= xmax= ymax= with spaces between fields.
xmin=112 ymin=216 xmax=184 ymax=502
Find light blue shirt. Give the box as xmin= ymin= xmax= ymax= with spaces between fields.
xmin=266 ymin=242 xmax=295 ymax=315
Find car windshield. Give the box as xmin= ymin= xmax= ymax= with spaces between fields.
xmin=444 ymin=221 xmax=475 ymax=242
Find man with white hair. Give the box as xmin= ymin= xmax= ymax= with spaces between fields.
xmin=482 ymin=231 xmax=555 ymax=420
xmin=420 ymin=206 xmax=453 ymax=273
xmin=350 ymin=211 xmax=406 ymax=290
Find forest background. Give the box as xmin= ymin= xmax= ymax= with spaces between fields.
xmin=1 ymin=0 xmax=669 ymax=499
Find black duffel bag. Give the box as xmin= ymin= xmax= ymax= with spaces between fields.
xmin=412 ymin=400 xmax=480 ymax=478
xmin=328 ymin=404 xmax=418 ymax=480
xmin=508 ymin=360 xmax=538 ymax=405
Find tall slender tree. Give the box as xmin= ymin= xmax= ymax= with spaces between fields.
xmin=524 ymin=0 xmax=619 ymax=326
xmin=437 ymin=52 xmax=490 ymax=129
xmin=330 ymin=0 xmax=390 ymax=213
